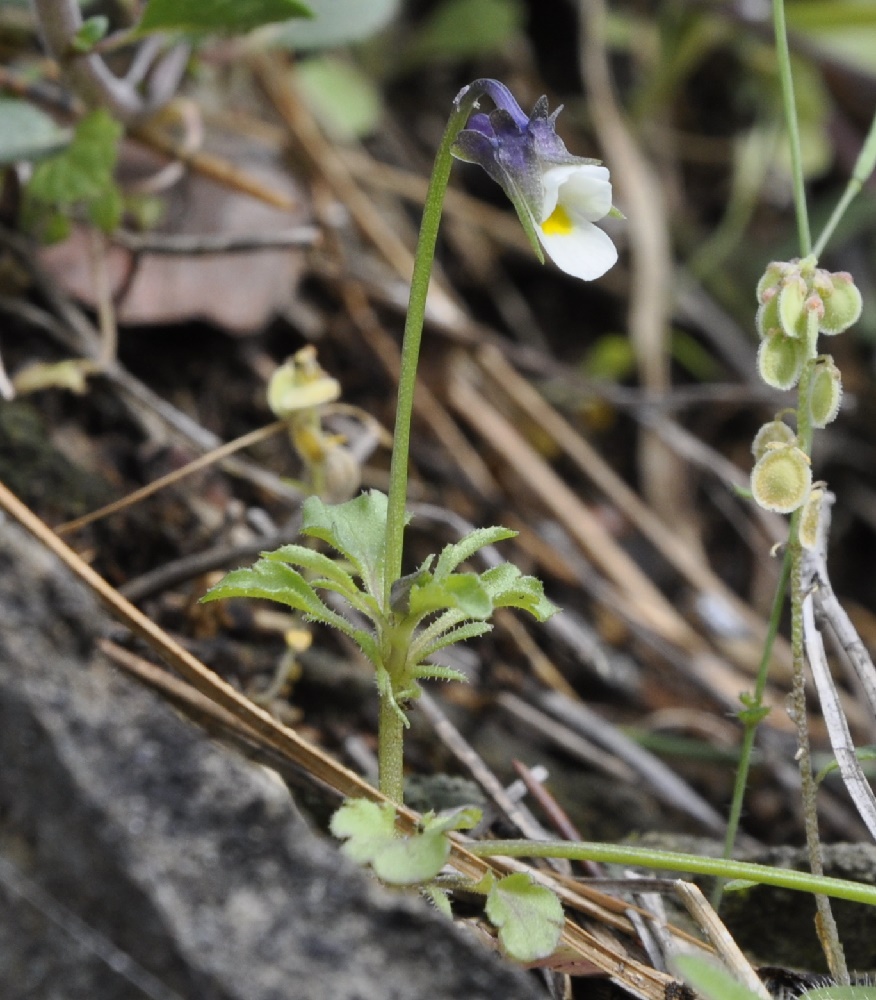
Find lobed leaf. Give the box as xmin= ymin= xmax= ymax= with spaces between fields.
xmin=484 ymin=873 xmax=564 ymax=962
xmin=262 ymin=543 xmax=361 ymax=599
xmin=408 ymin=573 xmax=492 ymax=620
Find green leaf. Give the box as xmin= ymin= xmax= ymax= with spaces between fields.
xmin=87 ymin=184 xmax=123 ymax=233
xmin=294 ymin=57 xmax=382 ymax=142
xmin=302 ymin=491 xmax=400 ymax=600
xmin=815 ymin=745 xmax=876 ymax=785
xmin=27 ymin=109 xmax=121 ymax=206
xmin=433 ymin=525 xmax=516 ymax=581
xmin=263 ymin=543 xmax=361 ymax=598
xmin=0 ymin=100 xmax=71 ymax=165
xmin=673 ymin=955 xmax=766 ymax=1000
xmin=408 ymin=573 xmax=492 ymax=620
xmin=423 ymin=804 xmax=482 ymax=833
xmin=422 ymin=884 xmax=453 ymax=918
xmin=405 ymin=0 xmax=524 ymax=65
xmin=138 ymin=0 xmax=312 ymax=34
xmin=480 ymin=564 xmax=559 ymax=621
xmin=801 ymin=989 xmax=876 ymax=1000
xmin=413 ymin=619 xmax=492 ymax=661
xmin=256 ymin=0 xmax=400 ymax=50
xmin=70 ymin=16 xmax=110 ymax=53
xmin=484 ymin=873 xmax=564 ymax=962
xmin=329 ymin=799 xmax=455 ymax=885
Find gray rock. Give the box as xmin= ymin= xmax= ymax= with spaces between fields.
xmin=0 ymin=522 xmax=543 ymax=1000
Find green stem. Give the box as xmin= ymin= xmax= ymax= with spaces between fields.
xmin=469 ymin=839 xmax=876 ymax=906
xmin=772 ymin=0 xmax=811 ymax=256
xmin=713 ymin=548 xmax=791 ymax=907
xmin=813 ymin=108 xmax=876 ymax=258
xmin=382 ymin=101 xmax=474 ymax=608
xmin=378 ymin=695 xmax=405 ymax=804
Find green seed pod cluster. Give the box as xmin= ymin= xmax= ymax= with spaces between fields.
xmin=751 ymin=417 xmax=796 ymax=462
xmin=750 ymin=443 xmax=812 ymax=514
xmin=808 ymin=357 xmax=843 ymax=428
xmin=754 ymin=256 xmax=861 ymax=389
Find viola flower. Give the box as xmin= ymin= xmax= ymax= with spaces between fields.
xmin=452 ymin=79 xmax=618 ymax=281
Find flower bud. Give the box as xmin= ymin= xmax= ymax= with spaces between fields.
xmin=751 ymin=444 xmax=811 ymax=514
xmin=808 ymin=357 xmax=842 ymax=428
xmin=757 ymin=330 xmax=806 ymax=390
xmin=268 ymin=347 xmax=341 ymax=418
xmin=819 ymin=271 xmax=862 ymax=335
xmin=751 ymin=418 xmax=796 ymax=462
xmin=799 ymin=485 xmax=824 ymax=550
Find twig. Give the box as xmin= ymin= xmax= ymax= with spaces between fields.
xmin=801 ymin=492 xmax=876 ymax=840
xmin=111 ymin=228 xmax=320 ymax=255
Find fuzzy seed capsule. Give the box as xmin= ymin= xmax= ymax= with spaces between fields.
xmin=751 ymin=444 xmax=812 ymax=514
xmin=756 ymin=261 xmax=792 ymax=302
xmin=777 ymin=276 xmax=808 ymax=338
xmin=808 ymin=358 xmax=842 ymax=428
xmin=757 ymin=331 xmax=806 ymax=390
xmin=819 ymin=271 xmax=862 ymax=335
xmin=799 ymin=485 xmax=824 ymax=550
xmin=751 ymin=419 xmax=796 ymax=462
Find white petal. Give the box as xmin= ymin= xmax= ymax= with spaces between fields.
xmin=536 ymin=217 xmax=618 ymax=281
xmin=540 ymin=163 xmax=612 ymax=223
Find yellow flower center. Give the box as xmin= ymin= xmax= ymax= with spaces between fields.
xmin=541 ymin=204 xmax=573 ymax=236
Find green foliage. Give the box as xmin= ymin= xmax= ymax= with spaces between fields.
xmin=800 ymin=988 xmax=876 ymax=1000
xmin=70 ymin=16 xmax=110 ymax=53
xmin=673 ymin=954 xmax=764 ymax=1000
xmin=482 ymin=872 xmax=564 ymax=962
xmin=260 ymin=0 xmax=401 ymax=49
xmin=330 ymin=798 xmax=481 ymax=884
xmin=23 ymin=109 xmax=123 ymax=241
xmin=404 ymin=0 xmax=524 ymax=66
xmin=0 ymin=100 xmax=71 ymax=166
xmin=293 ymin=58 xmax=383 ymax=142
xmin=138 ymin=0 xmax=312 ymax=35
xmin=202 ymin=489 xmax=556 ymax=722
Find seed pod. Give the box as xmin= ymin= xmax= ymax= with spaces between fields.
xmin=756 ymin=261 xmax=792 ymax=302
xmin=751 ymin=444 xmax=811 ymax=514
xmin=751 ymin=419 xmax=796 ymax=462
xmin=808 ymin=358 xmax=842 ymax=428
xmin=799 ymin=485 xmax=824 ymax=550
xmin=777 ymin=275 xmax=808 ymax=338
xmin=819 ymin=271 xmax=863 ymax=335
xmin=757 ymin=330 xmax=806 ymax=390
xmin=755 ymin=293 xmax=780 ymax=339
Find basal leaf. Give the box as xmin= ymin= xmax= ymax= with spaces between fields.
xmin=433 ymin=525 xmax=516 ymax=581
xmin=302 ymin=491 xmax=399 ymax=600
xmin=0 ymin=99 xmax=71 ymax=165
xmin=484 ymin=873 xmax=564 ymax=962
xmin=330 ymin=799 xmax=397 ymax=864
xmin=138 ymin=0 xmax=312 ymax=34
xmin=263 ymin=543 xmax=360 ymax=596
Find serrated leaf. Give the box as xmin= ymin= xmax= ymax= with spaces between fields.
xmin=484 ymin=873 xmax=564 ymax=962
xmin=200 ymin=560 xmax=325 ymax=613
xmin=433 ymin=525 xmax=517 ymax=581
xmin=0 ymin=100 xmax=71 ymax=165
xmin=673 ymin=955 xmax=766 ymax=1000
xmin=422 ymin=884 xmax=452 ymax=918
xmin=302 ymin=491 xmax=399 ymax=600
xmin=801 ymin=989 xmax=876 ymax=1000
xmin=138 ymin=0 xmax=312 ymax=34
xmin=480 ymin=564 xmax=559 ymax=621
